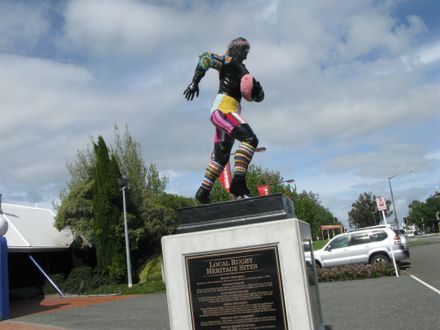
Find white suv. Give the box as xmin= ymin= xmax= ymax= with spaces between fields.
xmin=306 ymin=226 xmax=408 ymax=268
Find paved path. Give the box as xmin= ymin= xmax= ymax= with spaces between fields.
xmin=4 ymin=275 xmax=440 ymax=330
xmin=404 ymin=234 xmax=440 ymax=291
xmin=320 ymin=276 xmax=440 ymax=330
xmin=9 ymin=295 xmax=135 ymax=319
xmin=3 ymin=294 xmax=169 ymax=330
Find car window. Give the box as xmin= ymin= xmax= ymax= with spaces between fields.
xmin=350 ymin=233 xmax=371 ymax=245
xmin=329 ymin=235 xmax=349 ymax=249
xmin=303 ymin=240 xmax=312 ymax=252
xmin=370 ymin=231 xmax=388 ymax=242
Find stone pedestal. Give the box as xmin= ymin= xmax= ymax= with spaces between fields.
xmin=162 ymin=194 xmax=323 ymax=330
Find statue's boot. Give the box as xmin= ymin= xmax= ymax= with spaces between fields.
xmin=229 ymin=176 xmax=250 ymax=198
xmin=195 ymin=187 xmax=211 ymax=204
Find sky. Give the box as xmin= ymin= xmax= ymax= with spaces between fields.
xmin=1 ymin=0 xmax=439 ymax=229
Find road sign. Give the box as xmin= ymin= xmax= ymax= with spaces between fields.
xmin=376 ymin=196 xmax=387 ymax=211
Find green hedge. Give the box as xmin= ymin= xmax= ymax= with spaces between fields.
xmin=317 ymin=263 xmax=395 ymax=282
xmin=43 ymin=266 xmax=108 ymax=295
xmin=43 ymin=264 xmax=165 ymax=296
xmin=44 ymin=262 xmax=394 ymax=296
xmin=88 ymin=280 xmax=165 ymax=295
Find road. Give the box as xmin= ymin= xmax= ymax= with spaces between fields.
xmin=403 ymin=233 xmax=440 ymax=291
xmin=319 ymin=234 xmax=440 ymax=330
xmin=4 ymin=234 xmax=440 ymax=330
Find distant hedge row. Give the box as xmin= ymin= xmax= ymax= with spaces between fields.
xmin=44 ymin=258 xmax=165 ymax=296
xmin=44 ymin=262 xmax=395 ymax=297
xmin=317 ymin=263 xmax=395 ymax=282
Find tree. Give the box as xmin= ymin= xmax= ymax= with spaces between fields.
xmin=408 ymin=192 xmax=440 ymax=232
xmin=295 ymin=191 xmax=336 ymax=239
xmin=348 ymin=192 xmax=378 ymax=229
xmin=56 ymin=126 xmax=176 ymax=280
xmin=209 ymin=164 xmax=336 ymax=238
xmin=113 ymin=125 xmax=148 ymax=206
xmin=56 ymin=126 xmax=168 ymax=241
xmin=65 ymin=142 xmax=95 ymax=189
xmin=209 ymin=164 xmax=290 ymax=203
xmin=138 ymin=192 xmax=191 ymax=250
xmin=145 ymin=163 xmax=169 ymax=194
xmin=407 ymin=200 xmax=428 ymax=228
xmin=55 ymin=139 xmax=96 ymax=244
xmin=425 ymin=194 xmax=440 ymax=232
xmin=128 ymin=191 xmax=193 ymax=273
xmin=93 ymin=136 xmax=125 ymax=283
xmin=55 ymin=179 xmax=94 ymax=246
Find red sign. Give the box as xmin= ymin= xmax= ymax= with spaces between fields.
xmin=258 ymin=185 xmax=270 ymax=196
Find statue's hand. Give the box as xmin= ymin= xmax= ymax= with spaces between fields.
xmin=252 ymin=80 xmax=264 ymax=102
xmin=183 ymin=83 xmax=199 ymax=101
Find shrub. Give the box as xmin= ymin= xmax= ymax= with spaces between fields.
xmin=43 ymin=267 xmax=108 ymax=295
xmin=89 ymin=279 xmax=165 ymax=295
xmin=62 ymin=266 xmax=108 ymax=294
xmin=43 ymin=273 xmax=66 ymax=295
xmin=139 ymin=254 xmax=163 ymax=283
xmin=317 ymin=263 xmax=394 ymax=282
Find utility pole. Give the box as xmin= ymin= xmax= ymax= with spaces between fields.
xmin=119 ymin=177 xmax=133 ymax=288
xmin=388 ymin=175 xmax=398 ymax=227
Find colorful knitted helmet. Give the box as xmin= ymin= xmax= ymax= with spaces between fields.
xmin=226 ymin=37 xmax=250 ymax=62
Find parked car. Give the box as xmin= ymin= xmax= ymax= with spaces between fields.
xmin=306 ymin=225 xmax=408 ymax=268
xmin=394 ymin=229 xmax=410 ymax=258
xmin=407 ymin=230 xmax=416 ymax=237
xmin=406 ymin=228 xmax=424 ymax=237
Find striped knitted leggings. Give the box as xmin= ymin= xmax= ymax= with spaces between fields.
xmin=200 ymin=110 xmax=258 ymax=191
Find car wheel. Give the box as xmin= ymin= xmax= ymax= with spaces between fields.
xmin=370 ymin=253 xmax=389 ymax=265
xmin=315 ymin=261 xmax=322 ymax=269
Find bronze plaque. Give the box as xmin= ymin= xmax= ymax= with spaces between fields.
xmin=185 ymin=246 xmax=288 ymax=330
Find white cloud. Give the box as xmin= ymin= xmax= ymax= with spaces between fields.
xmin=0 ymin=1 xmax=50 ymax=51
xmin=1 ymin=0 xmax=439 ymax=223
xmin=402 ymin=40 xmax=440 ymax=69
xmin=426 ymin=150 xmax=440 ymax=160
xmin=59 ymin=0 xmax=229 ymax=58
xmin=325 ymin=142 xmax=430 ymax=178
xmin=418 ymin=42 xmax=440 ymax=64
xmin=62 ymin=0 xmax=170 ymax=56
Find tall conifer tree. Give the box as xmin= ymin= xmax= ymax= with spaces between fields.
xmin=93 ymin=136 xmax=125 ymax=282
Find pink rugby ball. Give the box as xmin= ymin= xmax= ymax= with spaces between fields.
xmin=240 ymin=74 xmax=254 ymax=101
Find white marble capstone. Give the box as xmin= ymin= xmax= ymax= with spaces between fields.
xmin=162 ymin=218 xmax=324 ymax=330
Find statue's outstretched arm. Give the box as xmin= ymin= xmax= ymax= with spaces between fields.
xmin=183 ymin=52 xmax=223 ymax=101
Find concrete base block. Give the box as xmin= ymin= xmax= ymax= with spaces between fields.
xmin=162 ymin=218 xmax=323 ymax=330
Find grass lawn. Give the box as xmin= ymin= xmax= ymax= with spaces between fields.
xmin=313 ymin=239 xmax=329 ymax=250
xmin=407 ymin=237 xmax=439 ymax=247
xmin=88 ymin=280 xmax=165 ymax=295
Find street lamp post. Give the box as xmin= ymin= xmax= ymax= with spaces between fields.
xmin=387 ymin=170 xmax=413 ymax=228
xmin=388 ymin=175 xmax=398 ymax=227
xmin=119 ymin=177 xmax=133 ymax=288
xmin=282 ymin=179 xmax=296 ymax=192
